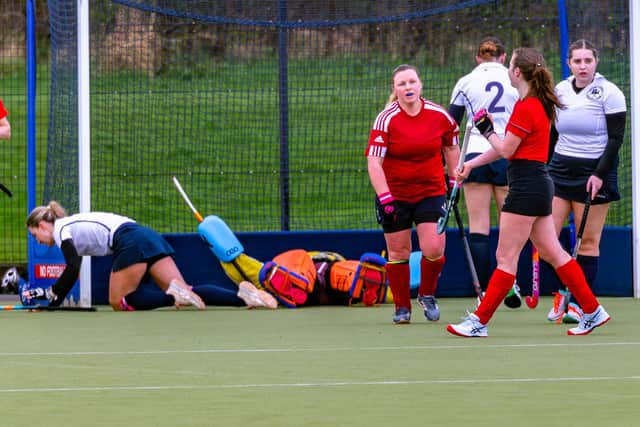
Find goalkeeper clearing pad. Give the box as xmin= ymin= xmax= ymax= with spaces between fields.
xmin=197 ymin=215 xmax=244 ymax=262
xmin=329 ymin=253 xmax=388 ymax=306
xmin=258 ymin=250 xmax=317 ymax=307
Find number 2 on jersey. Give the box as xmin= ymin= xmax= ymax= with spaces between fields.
xmin=485 ymin=81 xmax=505 ymax=113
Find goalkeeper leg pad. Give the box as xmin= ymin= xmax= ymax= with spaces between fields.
xmin=197 ymin=215 xmax=244 ymax=262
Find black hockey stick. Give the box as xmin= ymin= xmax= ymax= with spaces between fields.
xmin=563 ymin=195 xmax=592 ymax=307
xmin=453 ymin=203 xmax=483 ymax=300
xmin=0 ymin=183 xmax=12 ymax=197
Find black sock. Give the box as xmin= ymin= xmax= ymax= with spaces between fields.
xmin=469 ymin=233 xmax=490 ymax=291
xmin=124 ymin=288 xmax=174 ymax=310
xmin=572 ymin=255 xmax=599 ymax=305
xmin=192 ymin=284 xmax=243 ymax=306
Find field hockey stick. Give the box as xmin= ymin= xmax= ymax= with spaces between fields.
xmin=0 ymin=183 xmax=12 ymax=197
xmin=172 ymin=176 xmax=252 ymax=283
xmin=525 ymin=245 xmax=540 ymax=308
xmin=172 ymin=176 xmax=204 ymax=222
xmin=564 ymin=195 xmax=592 ymax=305
xmin=452 ymin=202 xmax=483 ymax=300
xmin=0 ymin=305 xmax=97 ymax=311
xmin=437 ymin=122 xmax=472 ymax=234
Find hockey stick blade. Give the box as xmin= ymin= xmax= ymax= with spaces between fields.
xmin=525 ymin=245 xmax=540 ymax=309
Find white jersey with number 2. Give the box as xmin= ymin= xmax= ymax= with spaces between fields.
xmin=449 ymin=61 xmax=519 ymax=154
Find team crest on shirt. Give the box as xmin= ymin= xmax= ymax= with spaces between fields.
xmin=587 ymin=86 xmax=604 ymax=100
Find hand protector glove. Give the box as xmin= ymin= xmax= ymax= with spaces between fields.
xmin=473 ymin=109 xmax=496 ymax=139
xmin=376 ymin=192 xmax=399 ymax=226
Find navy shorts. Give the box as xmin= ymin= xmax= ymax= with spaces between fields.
xmin=548 ymin=153 xmax=620 ymax=205
xmin=502 ymin=160 xmax=553 ymax=217
xmin=465 ymin=153 xmax=508 ymax=186
xmin=111 ymin=223 xmax=175 ymax=271
xmin=375 ymin=194 xmax=446 ymax=233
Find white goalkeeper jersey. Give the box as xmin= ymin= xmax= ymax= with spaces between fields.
xmin=53 ymin=212 xmax=135 ymax=256
xmin=553 ymin=73 xmax=626 ymax=159
xmin=449 ymin=61 xmax=519 ymax=153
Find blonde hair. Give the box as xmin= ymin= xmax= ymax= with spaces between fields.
xmin=386 ymin=64 xmax=420 ymax=105
xmin=26 ymin=201 xmax=68 ymax=228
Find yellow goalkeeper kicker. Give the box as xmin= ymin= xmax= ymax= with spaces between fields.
xmin=220 ymin=253 xmax=264 ymax=288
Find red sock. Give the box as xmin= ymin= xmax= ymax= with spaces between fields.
xmin=475 ymin=268 xmax=514 ymax=324
xmin=418 ymin=255 xmax=445 ymax=296
xmin=555 ymin=259 xmax=598 ymax=313
xmin=386 ymin=261 xmax=411 ymax=311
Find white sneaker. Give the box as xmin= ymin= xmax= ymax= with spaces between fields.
xmin=446 ymin=312 xmax=488 ymax=337
xmin=562 ymin=302 xmax=583 ymax=324
xmin=237 ymin=281 xmax=278 ymax=309
xmin=166 ymin=280 xmax=205 ymax=310
xmin=567 ymin=305 xmax=610 ymax=336
xmin=547 ymin=289 xmax=568 ymax=321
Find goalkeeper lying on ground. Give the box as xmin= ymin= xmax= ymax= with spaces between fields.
xmin=198 ymin=215 xmax=389 ymax=308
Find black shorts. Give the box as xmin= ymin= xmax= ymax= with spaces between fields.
xmin=375 ymin=194 xmax=446 ymax=233
xmin=502 ymin=160 xmax=553 ymax=217
xmin=111 ymin=223 xmax=175 ymax=271
xmin=548 ymin=153 xmax=620 ymax=205
xmin=465 ymin=153 xmax=508 ymax=186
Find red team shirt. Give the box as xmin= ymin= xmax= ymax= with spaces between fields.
xmin=0 ymin=98 xmax=7 ymax=120
xmin=505 ymin=96 xmax=550 ymax=162
xmin=366 ymin=98 xmax=459 ymax=203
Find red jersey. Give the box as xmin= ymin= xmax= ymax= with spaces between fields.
xmin=505 ymin=97 xmax=550 ymax=162
xmin=0 ymin=98 xmax=7 ymax=120
xmin=366 ymin=98 xmax=459 ymax=202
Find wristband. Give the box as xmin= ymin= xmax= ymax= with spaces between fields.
xmin=378 ymin=192 xmax=394 ymax=204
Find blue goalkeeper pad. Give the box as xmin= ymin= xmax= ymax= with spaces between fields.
xmin=197 ymin=215 xmax=244 ymax=262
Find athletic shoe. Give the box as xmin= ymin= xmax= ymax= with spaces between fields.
xmin=446 ymin=312 xmax=487 ymax=337
xmin=562 ymin=302 xmax=583 ymax=324
xmin=567 ymin=305 xmax=610 ymax=336
xmin=392 ymin=307 xmax=411 ymax=324
xmin=503 ymin=282 xmax=522 ymax=309
xmin=166 ymin=279 xmax=205 ymax=310
xmin=417 ymin=295 xmax=440 ymax=321
xmin=547 ymin=289 xmax=568 ymax=321
xmin=237 ymin=281 xmax=278 ymax=309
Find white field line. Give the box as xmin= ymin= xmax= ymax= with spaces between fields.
xmin=2 ymin=376 xmax=640 ymax=394
xmin=0 ymin=341 xmax=639 ymax=357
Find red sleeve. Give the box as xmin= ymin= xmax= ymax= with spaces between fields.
xmin=506 ymin=98 xmax=549 ymax=162
xmin=0 ymin=99 xmax=7 ymax=119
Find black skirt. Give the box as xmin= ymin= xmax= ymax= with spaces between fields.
xmin=502 ymin=160 xmax=553 ymax=217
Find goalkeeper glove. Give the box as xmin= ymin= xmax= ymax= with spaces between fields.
xmin=473 ymin=109 xmax=496 ymax=139
xmin=376 ymin=192 xmax=399 ymax=226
